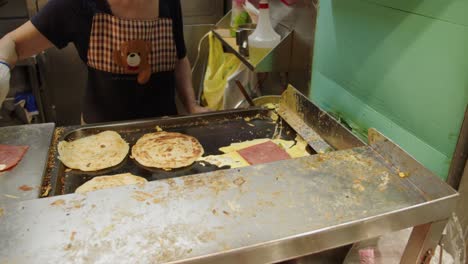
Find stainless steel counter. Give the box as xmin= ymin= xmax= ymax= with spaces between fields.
xmin=0 ymin=128 xmax=458 ymax=263
xmin=0 ymin=123 xmax=55 ymax=205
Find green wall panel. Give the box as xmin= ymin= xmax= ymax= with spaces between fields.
xmin=311 ymin=0 xmax=468 ymax=179
xmin=311 ymin=71 xmax=452 ymax=177
xmin=364 ymin=0 xmax=468 ymax=26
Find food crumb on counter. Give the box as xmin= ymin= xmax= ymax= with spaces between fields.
xmin=399 ymin=172 xmax=409 ymax=178
xmin=155 ymin=126 xmax=163 ymax=132
xmin=0 ymin=208 xmax=4 ymax=217
xmin=233 ymin=177 xmax=246 ymax=187
xmin=228 ymin=201 xmax=241 ymax=212
xmin=72 ymin=200 xmax=82 ymax=209
xmin=134 ymin=191 xmax=153 ymax=198
xmin=41 ymin=185 xmax=52 ymax=197
xmin=223 ymin=210 xmax=230 ymax=216
xmin=272 ymin=191 xmax=281 ymax=197
xmin=4 ymin=194 xmax=19 ymax=199
xmin=132 ymin=196 xmax=146 ymax=202
xmin=197 ymin=231 xmax=216 ymax=243
xmin=70 ymin=231 xmax=76 ymax=241
xmin=18 ymin=185 xmax=34 ymax=192
xmin=152 ymin=198 xmax=163 ymax=204
xmin=353 ymin=183 xmax=365 ymax=192
xmin=50 ymin=199 xmax=65 ymax=207
xmin=100 ymin=224 xmax=116 ymax=238
xmin=131 ymin=190 xmax=153 ymax=202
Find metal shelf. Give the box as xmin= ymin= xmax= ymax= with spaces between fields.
xmin=212 ymin=11 xmax=293 ymax=72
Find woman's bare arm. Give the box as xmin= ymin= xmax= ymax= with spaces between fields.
xmin=175 ymin=56 xmax=210 ymax=114
xmin=0 ymin=21 xmax=53 ymax=66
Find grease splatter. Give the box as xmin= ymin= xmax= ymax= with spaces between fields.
xmin=51 ymin=199 xmax=66 ymax=207
xmin=18 ymin=185 xmax=33 ymax=191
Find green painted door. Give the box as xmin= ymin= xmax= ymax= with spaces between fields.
xmin=311 ymin=0 xmax=468 ymax=179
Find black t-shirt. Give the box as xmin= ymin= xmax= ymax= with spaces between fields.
xmin=31 ymin=0 xmax=187 ymax=123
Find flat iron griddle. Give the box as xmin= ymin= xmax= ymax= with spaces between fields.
xmin=50 ymin=109 xmax=308 ymax=196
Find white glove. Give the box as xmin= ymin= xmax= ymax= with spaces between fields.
xmin=0 ymin=61 xmax=10 ymax=107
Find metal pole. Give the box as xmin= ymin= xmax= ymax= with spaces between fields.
xmin=400 ymin=220 xmax=448 ymax=264
xmin=447 ymin=106 xmax=468 ymax=190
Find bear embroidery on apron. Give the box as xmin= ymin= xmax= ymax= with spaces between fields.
xmin=87 ymin=13 xmax=178 ymax=84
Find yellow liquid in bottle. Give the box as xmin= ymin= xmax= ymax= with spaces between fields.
xmin=248 ymin=46 xmax=273 ymax=66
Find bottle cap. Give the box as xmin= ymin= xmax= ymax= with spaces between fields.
xmin=234 ymin=0 xmax=246 ymax=5
xmin=259 ymin=0 xmax=269 ymax=9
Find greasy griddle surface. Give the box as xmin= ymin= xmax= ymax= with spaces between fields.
xmin=52 ymin=109 xmax=302 ymax=196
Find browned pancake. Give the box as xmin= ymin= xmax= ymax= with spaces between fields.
xmin=75 ymin=173 xmax=147 ymax=194
xmin=132 ymin=132 xmax=204 ymax=169
xmin=58 ymin=131 xmax=129 ymax=171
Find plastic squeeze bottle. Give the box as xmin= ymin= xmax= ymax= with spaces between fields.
xmin=248 ymin=0 xmax=280 ymax=64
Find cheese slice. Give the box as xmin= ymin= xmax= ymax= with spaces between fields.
xmin=199 ymin=151 xmax=249 ymax=169
xmin=288 ymin=135 xmax=309 ymax=158
xmin=219 ymin=139 xmax=295 ymax=154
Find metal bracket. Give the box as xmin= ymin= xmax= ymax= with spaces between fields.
xmin=421 ymin=249 xmax=433 ymax=264
xmin=400 ymin=220 xmax=449 ymax=264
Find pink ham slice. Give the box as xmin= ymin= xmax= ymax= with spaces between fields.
xmin=0 ymin=145 xmax=29 ymax=172
xmin=238 ymin=141 xmax=291 ymax=165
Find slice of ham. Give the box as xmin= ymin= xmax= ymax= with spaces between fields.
xmin=238 ymin=141 xmax=291 ymax=165
xmin=0 ymin=145 xmax=29 ymax=172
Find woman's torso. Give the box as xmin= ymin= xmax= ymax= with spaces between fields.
xmin=32 ymin=0 xmax=187 ymax=123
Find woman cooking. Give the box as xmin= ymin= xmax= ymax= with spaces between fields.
xmin=0 ymin=0 xmax=208 ymax=124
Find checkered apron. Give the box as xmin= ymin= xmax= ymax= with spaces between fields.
xmin=87 ymin=13 xmax=177 ymax=74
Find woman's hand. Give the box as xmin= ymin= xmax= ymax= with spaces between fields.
xmin=188 ymin=104 xmax=211 ymax=114
xmin=175 ymin=57 xmax=213 ymax=115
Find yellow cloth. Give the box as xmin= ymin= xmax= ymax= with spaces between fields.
xmin=202 ymin=32 xmax=242 ymax=110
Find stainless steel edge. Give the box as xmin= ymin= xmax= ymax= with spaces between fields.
xmin=62 ymin=108 xmax=266 ymax=133
xmin=211 ymin=28 xmax=294 ymax=73
xmin=280 ymin=85 xmax=366 ymax=150
xmin=1 ymin=141 xmax=458 ymax=263
xmin=277 ymin=95 xmax=333 ymax=154
xmin=214 ymin=9 xmax=231 ymax=29
xmin=212 ymin=10 xmax=294 ymax=73
xmin=173 ymin=195 xmax=458 ymax=264
xmin=368 ymin=128 xmax=458 ymax=200
xmin=447 ymin=106 xmax=468 ymax=189
xmin=0 ymin=123 xmax=55 ymax=205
